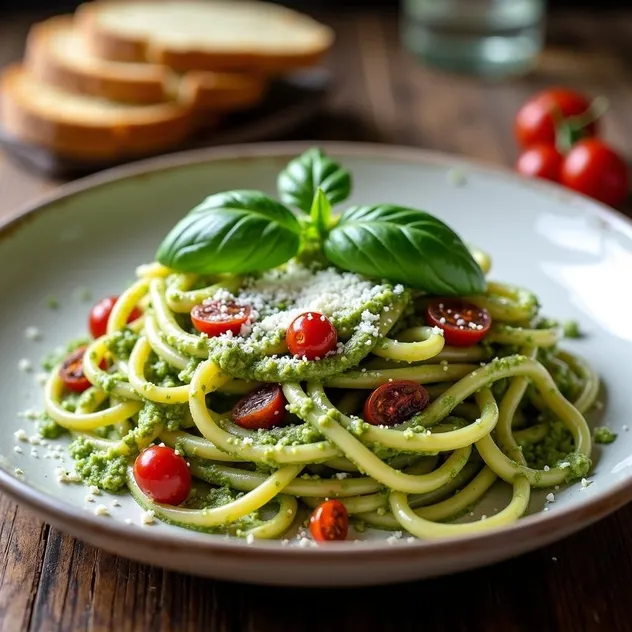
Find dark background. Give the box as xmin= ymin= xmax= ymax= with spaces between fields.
xmin=0 ymin=0 xmax=625 ymax=12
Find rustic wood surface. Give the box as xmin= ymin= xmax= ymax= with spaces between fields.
xmin=1 ymin=7 xmax=632 ymax=632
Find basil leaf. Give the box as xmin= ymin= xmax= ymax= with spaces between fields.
xmin=277 ymin=148 xmax=351 ymax=213
xmin=323 ymin=205 xmax=486 ymax=295
xmin=156 ymin=190 xmax=301 ymax=275
xmin=310 ymin=188 xmax=332 ymax=238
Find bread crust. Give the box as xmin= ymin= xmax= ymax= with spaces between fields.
xmin=76 ymin=0 xmax=334 ymax=74
xmin=0 ymin=64 xmax=194 ymax=160
xmin=26 ymin=14 xmax=268 ymax=111
xmin=26 ymin=15 xmax=170 ymax=104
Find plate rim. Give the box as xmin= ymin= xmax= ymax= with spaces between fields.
xmin=1 ymin=139 xmax=632 ymax=565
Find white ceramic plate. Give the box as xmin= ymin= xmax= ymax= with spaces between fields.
xmin=1 ymin=142 xmax=631 ymax=587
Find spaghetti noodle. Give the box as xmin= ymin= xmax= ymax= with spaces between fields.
xmin=42 ymin=257 xmax=598 ymax=542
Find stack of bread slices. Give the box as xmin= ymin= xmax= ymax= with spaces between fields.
xmin=0 ymin=0 xmax=333 ymax=162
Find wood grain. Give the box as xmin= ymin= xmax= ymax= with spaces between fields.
xmin=2 ymin=7 xmax=632 ymax=632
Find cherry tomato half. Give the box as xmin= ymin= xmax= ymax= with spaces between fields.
xmin=190 ymin=300 xmax=251 ymax=337
xmin=363 ymin=380 xmax=429 ymax=427
xmin=133 ymin=445 xmax=191 ymax=505
xmin=514 ymin=88 xmax=597 ymax=149
xmin=286 ymin=312 xmax=338 ymax=360
xmin=426 ymin=299 xmax=492 ymax=347
xmin=232 ymin=383 xmax=287 ymax=430
xmin=59 ymin=346 xmax=92 ymax=393
xmin=310 ymin=499 xmax=349 ymax=542
xmin=516 ymin=144 xmax=564 ymax=182
xmin=560 ymin=138 xmax=629 ymax=208
xmin=89 ymin=296 xmax=142 ymax=339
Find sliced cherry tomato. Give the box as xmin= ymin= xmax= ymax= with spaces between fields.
xmin=514 ymin=88 xmax=597 ymax=149
xmin=363 ymin=380 xmax=429 ymax=426
xmin=286 ymin=312 xmax=337 ymax=360
xmin=59 ymin=346 xmax=107 ymax=393
xmin=133 ymin=445 xmax=191 ymax=505
xmin=231 ymin=383 xmax=287 ymax=430
xmin=560 ymin=138 xmax=629 ymax=208
xmin=426 ymin=298 xmax=492 ymax=347
xmin=516 ymin=144 xmax=563 ymax=182
xmin=190 ymin=300 xmax=251 ymax=337
xmin=89 ymin=296 xmax=142 ymax=339
xmin=310 ymin=499 xmax=349 ymax=542
xmin=59 ymin=346 xmax=91 ymax=393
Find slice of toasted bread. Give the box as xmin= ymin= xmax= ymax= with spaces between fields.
xmin=0 ymin=64 xmax=194 ymax=160
xmin=26 ymin=15 xmax=267 ymax=111
xmin=76 ymin=0 xmax=334 ymax=74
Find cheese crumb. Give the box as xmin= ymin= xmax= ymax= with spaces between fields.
xmin=25 ymin=327 xmax=41 ymax=341
xmin=141 ymin=510 xmax=155 ymax=525
xmin=111 ymin=500 xmax=121 ymax=507
xmin=55 ymin=468 xmax=81 ymax=483
xmin=580 ymin=478 xmax=593 ymax=489
xmin=124 ymin=518 xmax=133 ymax=525
xmin=86 ymin=494 xmax=95 ymax=503
xmin=89 ymin=485 xmax=101 ymax=495
xmin=543 ymin=465 xmax=550 ymax=472
xmin=14 ymin=446 xmax=23 ymax=454
xmin=14 ymin=429 xmax=28 ymax=442
xmin=246 ymin=534 xmax=255 ymax=545
xmin=35 ymin=372 xmax=49 ymax=385
xmin=335 ymin=472 xmax=350 ymax=480
xmin=14 ymin=468 xmax=24 ymax=477
xmin=94 ymin=504 xmax=109 ymax=516
xmin=386 ymin=531 xmax=403 ymax=545
xmin=546 ymin=493 xmax=555 ymax=503
xmin=18 ymin=359 xmax=33 ymax=372
xmin=447 ymin=167 xmax=468 ymax=186
xmin=18 ymin=409 xmax=39 ymax=420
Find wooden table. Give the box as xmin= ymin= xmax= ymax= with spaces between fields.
xmin=2 ymin=8 xmax=632 ymax=632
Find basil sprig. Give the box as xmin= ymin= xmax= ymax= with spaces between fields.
xmin=156 ymin=149 xmax=486 ymax=296
xmin=156 ymin=190 xmax=301 ymax=275
xmin=324 ymin=205 xmax=486 ymax=295
xmin=277 ymin=147 xmax=351 ymax=213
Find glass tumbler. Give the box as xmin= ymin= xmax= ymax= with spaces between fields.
xmin=401 ymin=0 xmax=546 ymax=79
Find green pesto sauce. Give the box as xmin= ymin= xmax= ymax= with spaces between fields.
xmin=37 ymin=415 xmax=67 ymax=439
xmin=105 ymin=328 xmax=139 ymax=361
xmin=518 ymin=419 xmax=573 ymax=469
xmin=518 ymin=419 xmax=591 ymax=481
xmin=593 ymin=426 xmax=617 ymax=444
xmin=69 ymin=437 xmax=128 ymax=492
xmin=145 ymin=352 xmax=183 ymax=388
xmin=67 ymin=401 xmax=189 ymax=490
xmin=228 ymin=421 xmax=325 ymax=448
xmin=537 ymin=349 xmax=580 ymax=402
xmin=121 ymin=401 xmax=187 ymax=453
xmin=563 ymin=320 xmax=582 ymax=339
